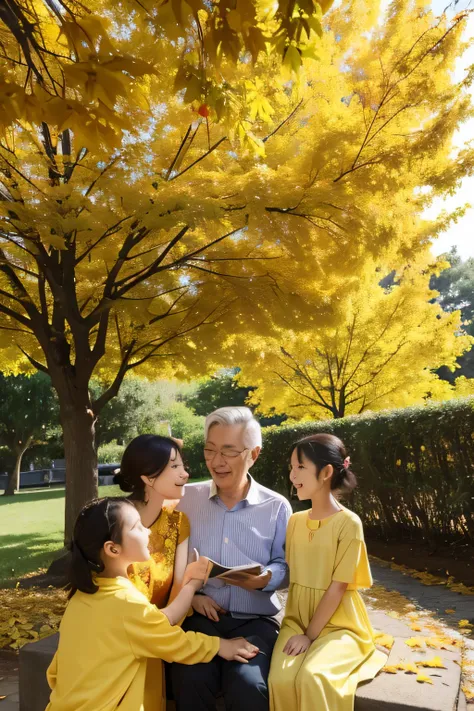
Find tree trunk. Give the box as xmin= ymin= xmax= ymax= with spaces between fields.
xmin=3 ymin=438 xmax=32 ymax=496
xmin=56 ymin=386 xmax=98 ymax=543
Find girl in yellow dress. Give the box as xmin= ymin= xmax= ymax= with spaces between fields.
xmin=46 ymin=497 xmax=258 ymax=711
xmin=269 ymin=433 xmax=387 ymax=711
xmin=115 ymin=434 xmax=190 ymax=608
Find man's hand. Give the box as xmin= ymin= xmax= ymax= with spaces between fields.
xmin=192 ymin=594 xmax=226 ymax=621
xmin=283 ymin=634 xmax=311 ymax=656
xmin=218 ymin=637 xmax=259 ymax=663
xmin=229 ymin=570 xmax=272 ymax=591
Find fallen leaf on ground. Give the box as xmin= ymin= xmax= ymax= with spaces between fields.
xmin=425 ymin=636 xmax=454 ymax=650
xmin=416 ymin=673 xmax=433 ymax=684
xmin=405 ymin=637 xmax=426 ymax=648
xmin=416 ymin=656 xmax=446 ymax=669
xmin=0 ymin=588 xmax=67 ymax=651
xmin=374 ymin=633 xmax=394 ymax=650
xmin=398 ymin=662 xmax=419 ymax=674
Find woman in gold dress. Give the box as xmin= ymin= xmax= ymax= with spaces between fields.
xmin=115 ymin=434 xmax=190 ymax=608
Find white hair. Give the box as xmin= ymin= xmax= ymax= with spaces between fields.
xmin=204 ymin=406 xmax=262 ymax=449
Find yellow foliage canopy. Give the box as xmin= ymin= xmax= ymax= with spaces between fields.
xmin=237 ymin=259 xmax=474 ymax=420
xmin=0 ymin=0 xmax=472 ymax=533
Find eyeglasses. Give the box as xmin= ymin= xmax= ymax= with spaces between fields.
xmin=203 ymin=447 xmax=249 ymax=461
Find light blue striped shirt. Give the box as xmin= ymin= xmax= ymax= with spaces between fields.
xmin=177 ymin=476 xmax=292 ymax=617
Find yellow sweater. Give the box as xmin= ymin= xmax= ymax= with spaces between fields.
xmin=45 ymin=576 xmax=219 ymax=711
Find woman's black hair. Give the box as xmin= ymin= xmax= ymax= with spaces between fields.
xmin=292 ymin=433 xmax=357 ymax=495
xmin=114 ymin=434 xmax=181 ymax=502
xmin=68 ymin=497 xmax=134 ymax=599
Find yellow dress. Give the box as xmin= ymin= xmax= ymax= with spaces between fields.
xmin=128 ymin=508 xmax=190 ymax=608
xmin=45 ymin=576 xmax=219 ymax=711
xmin=269 ymin=507 xmax=387 ymax=711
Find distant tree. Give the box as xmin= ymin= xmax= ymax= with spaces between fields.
xmin=0 ymin=373 xmax=58 ymax=495
xmin=185 ymin=369 xmax=286 ymax=427
xmin=94 ymin=377 xmax=203 ymax=445
xmin=431 ymin=248 xmax=474 ymax=382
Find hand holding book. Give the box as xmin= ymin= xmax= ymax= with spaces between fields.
xmin=184 ymin=549 xmax=268 ymax=589
xmin=182 ymin=556 xmax=213 ymax=587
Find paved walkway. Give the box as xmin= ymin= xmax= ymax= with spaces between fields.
xmin=370 ymin=559 xmax=474 ymax=627
xmin=0 ymin=653 xmax=18 ymax=711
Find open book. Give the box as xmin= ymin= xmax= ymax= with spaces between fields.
xmin=193 ymin=549 xmax=263 ymax=586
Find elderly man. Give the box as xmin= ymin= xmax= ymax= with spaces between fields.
xmin=172 ymin=406 xmax=291 ymax=711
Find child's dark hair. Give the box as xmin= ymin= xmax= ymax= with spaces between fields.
xmin=68 ymin=497 xmax=134 ymax=599
xmin=293 ymin=433 xmax=357 ymax=495
xmin=114 ymin=434 xmax=181 ymax=502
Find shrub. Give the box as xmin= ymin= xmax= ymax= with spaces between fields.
xmin=183 ymin=398 xmax=474 ymax=544
xmin=98 ymin=440 xmax=125 ymax=464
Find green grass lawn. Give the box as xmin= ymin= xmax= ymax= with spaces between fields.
xmin=0 ymin=485 xmax=121 ymax=586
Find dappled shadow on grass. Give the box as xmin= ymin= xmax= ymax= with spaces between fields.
xmin=0 ymin=488 xmax=65 ymax=506
xmin=0 ymin=531 xmax=63 ymax=587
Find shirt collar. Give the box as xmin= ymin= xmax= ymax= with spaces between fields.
xmin=209 ymin=474 xmax=260 ymax=505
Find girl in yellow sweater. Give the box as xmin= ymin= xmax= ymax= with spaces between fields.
xmin=46 ymin=497 xmax=258 ymax=711
xmin=269 ymin=433 xmax=386 ymax=711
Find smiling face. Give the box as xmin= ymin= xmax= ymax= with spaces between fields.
xmin=204 ymin=423 xmax=259 ymax=493
xmin=104 ymin=503 xmax=151 ymax=565
xmin=141 ymin=448 xmax=189 ymax=500
xmin=289 ymin=447 xmax=333 ymax=501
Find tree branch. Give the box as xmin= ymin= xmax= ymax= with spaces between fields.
xmin=168 ymin=137 xmax=227 ymax=182
xmin=263 ymin=99 xmax=304 ymax=143
xmin=17 ymin=346 xmax=49 ymax=374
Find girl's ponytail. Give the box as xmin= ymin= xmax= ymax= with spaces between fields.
xmin=68 ymin=539 xmax=104 ymax=598
xmin=68 ymin=497 xmax=134 ymax=599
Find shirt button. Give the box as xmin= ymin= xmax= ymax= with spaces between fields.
xmin=224 ymin=537 xmax=229 ymax=544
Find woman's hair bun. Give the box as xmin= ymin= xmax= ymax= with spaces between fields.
xmin=113 ymin=469 xmax=132 ymax=492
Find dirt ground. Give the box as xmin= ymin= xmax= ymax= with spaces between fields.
xmin=367 ymin=538 xmax=474 ymax=588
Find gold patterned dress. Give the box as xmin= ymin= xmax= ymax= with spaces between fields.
xmin=128 ymin=507 xmax=190 ymax=608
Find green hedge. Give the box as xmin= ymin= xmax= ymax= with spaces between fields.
xmin=183 ymin=398 xmax=474 ymax=545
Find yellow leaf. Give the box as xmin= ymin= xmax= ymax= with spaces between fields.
xmin=458 ymin=619 xmax=473 ymax=628
xmin=382 ymin=665 xmax=398 ymax=674
xmin=416 ymin=656 xmax=446 ymax=669
xmin=462 ymin=685 xmax=474 ymax=700
xmin=425 ymin=637 xmax=453 ymax=650
xmin=445 ymin=609 xmax=456 ymax=614
xmin=398 ymin=661 xmax=419 ymax=674
xmin=374 ymin=633 xmax=394 ymax=650
xmin=405 ymin=637 xmax=425 ymax=648
xmin=410 ymin=623 xmax=423 ymax=631
xmin=416 ymin=673 xmax=433 ymax=684
xmin=283 ymin=45 xmax=302 ymax=73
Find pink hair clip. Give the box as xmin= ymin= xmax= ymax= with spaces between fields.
xmin=343 ymin=456 xmax=351 ymax=469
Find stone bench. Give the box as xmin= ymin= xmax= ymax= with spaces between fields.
xmin=20 ymin=611 xmax=464 ymax=711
